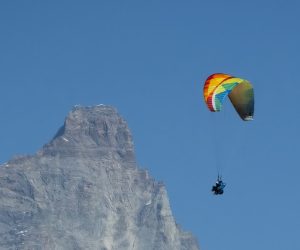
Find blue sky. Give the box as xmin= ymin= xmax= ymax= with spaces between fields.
xmin=1 ymin=1 xmax=300 ymax=249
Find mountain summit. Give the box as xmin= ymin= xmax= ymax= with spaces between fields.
xmin=0 ymin=105 xmax=199 ymax=250
xmin=41 ymin=105 xmax=136 ymax=164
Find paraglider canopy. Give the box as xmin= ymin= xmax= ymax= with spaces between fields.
xmin=203 ymin=73 xmax=254 ymax=121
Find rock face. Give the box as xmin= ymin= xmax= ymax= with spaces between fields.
xmin=0 ymin=105 xmax=199 ymax=250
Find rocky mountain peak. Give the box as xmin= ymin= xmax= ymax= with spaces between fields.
xmin=0 ymin=105 xmax=199 ymax=250
xmin=41 ymin=105 xmax=135 ymax=165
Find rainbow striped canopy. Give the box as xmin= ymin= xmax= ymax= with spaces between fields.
xmin=203 ymin=73 xmax=254 ymax=121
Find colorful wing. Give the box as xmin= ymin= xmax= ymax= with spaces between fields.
xmin=203 ymin=73 xmax=254 ymax=121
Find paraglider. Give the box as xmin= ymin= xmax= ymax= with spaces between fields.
xmin=211 ymin=175 xmax=226 ymax=195
xmin=203 ymin=73 xmax=254 ymax=195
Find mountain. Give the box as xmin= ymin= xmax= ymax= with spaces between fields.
xmin=0 ymin=105 xmax=199 ymax=250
